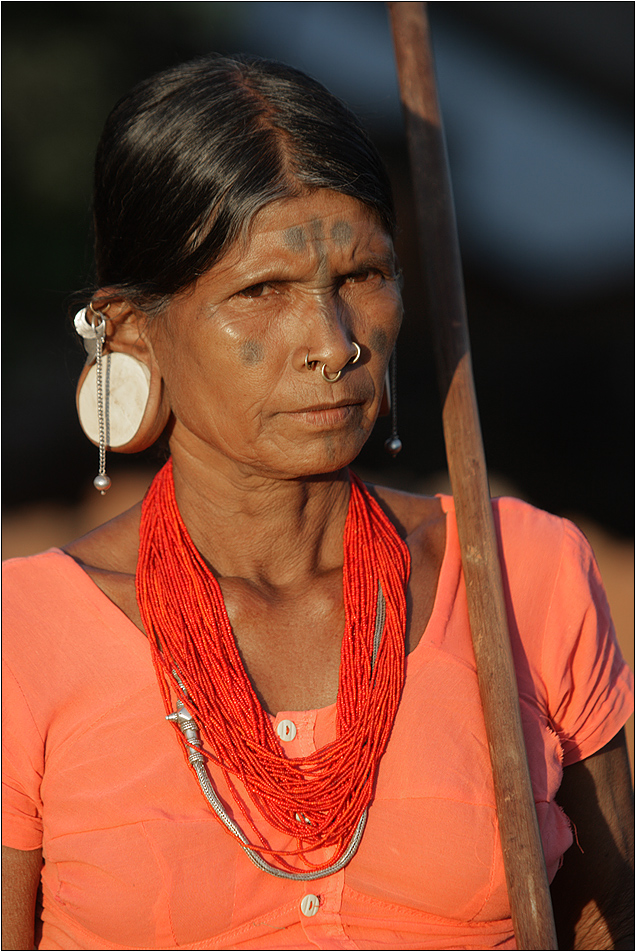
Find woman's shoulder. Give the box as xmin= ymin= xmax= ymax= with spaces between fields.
xmin=61 ymin=503 xmax=144 ymax=630
xmin=368 ymin=482 xmax=446 ymax=538
xmin=2 ymin=547 xmax=108 ymax=678
xmin=3 ymin=546 xmax=79 ymax=603
xmin=3 ymin=503 xmax=145 ymax=647
xmin=490 ymin=495 xmax=596 ymax=579
xmin=62 ymin=501 xmax=143 ymax=576
xmin=368 ymin=481 xmax=593 ymax=582
xmin=366 ymin=483 xmax=448 ymax=602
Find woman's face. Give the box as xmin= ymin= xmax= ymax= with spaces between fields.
xmin=149 ymin=189 xmax=403 ymax=480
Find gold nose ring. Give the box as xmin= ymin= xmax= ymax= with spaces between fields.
xmin=320 ymin=342 xmax=361 ymax=383
xmin=321 ymin=364 xmax=342 ymax=382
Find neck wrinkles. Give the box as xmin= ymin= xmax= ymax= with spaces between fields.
xmin=169 ymin=449 xmax=352 ymax=588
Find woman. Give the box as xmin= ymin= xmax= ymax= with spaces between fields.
xmin=2 ymin=54 xmax=633 ymax=951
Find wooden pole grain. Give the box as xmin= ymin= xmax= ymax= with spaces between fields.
xmin=387 ymin=4 xmax=558 ymax=948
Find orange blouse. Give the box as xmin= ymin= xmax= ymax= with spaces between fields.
xmin=3 ymin=495 xmax=633 ymax=950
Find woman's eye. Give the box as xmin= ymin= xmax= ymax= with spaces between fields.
xmin=238 ymin=284 xmax=264 ymax=298
xmin=344 ymin=269 xmax=385 ymax=286
xmin=345 ymin=270 xmax=372 ymax=284
xmin=237 ymin=282 xmax=269 ymax=299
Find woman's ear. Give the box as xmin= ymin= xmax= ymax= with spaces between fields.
xmin=101 ymin=300 xmax=155 ymax=365
xmin=75 ymin=298 xmax=172 ymax=455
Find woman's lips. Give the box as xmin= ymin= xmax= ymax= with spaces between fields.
xmin=287 ymin=400 xmax=363 ymax=426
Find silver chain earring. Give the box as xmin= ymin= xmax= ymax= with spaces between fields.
xmin=384 ymin=350 xmax=402 ymax=457
xmin=74 ymin=303 xmax=112 ymax=493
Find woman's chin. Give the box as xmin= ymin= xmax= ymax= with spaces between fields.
xmin=249 ymin=438 xmax=367 ymax=482
xmin=292 ymin=429 xmax=372 ymax=475
xmin=169 ymin=420 xmax=372 ymax=483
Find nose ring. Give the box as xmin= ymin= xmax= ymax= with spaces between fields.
xmin=319 ymin=342 xmax=361 ymax=383
xmin=321 ymin=364 xmax=342 ymax=382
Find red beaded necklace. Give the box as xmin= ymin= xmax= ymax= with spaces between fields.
xmin=136 ymin=459 xmax=410 ymax=874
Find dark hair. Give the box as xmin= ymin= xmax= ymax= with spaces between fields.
xmin=90 ymin=53 xmax=395 ymax=313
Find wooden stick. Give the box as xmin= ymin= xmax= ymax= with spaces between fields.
xmin=387 ymin=4 xmax=558 ymax=948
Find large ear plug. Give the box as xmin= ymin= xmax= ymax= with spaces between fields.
xmin=76 ymin=351 xmax=169 ymax=450
xmin=75 ymin=306 xmax=171 ymax=492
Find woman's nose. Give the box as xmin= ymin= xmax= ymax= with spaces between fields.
xmin=300 ymin=294 xmax=360 ymax=378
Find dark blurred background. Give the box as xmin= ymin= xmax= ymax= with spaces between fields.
xmin=2 ymin=1 xmax=634 ymax=537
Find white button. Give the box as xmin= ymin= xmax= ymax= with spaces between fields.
xmin=300 ymin=894 xmax=320 ymax=917
xmin=277 ymin=719 xmax=297 ymax=742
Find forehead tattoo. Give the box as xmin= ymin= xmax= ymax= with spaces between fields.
xmin=310 ymin=219 xmax=325 ymax=243
xmin=282 ymin=218 xmax=355 ymax=286
xmin=330 ymin=221 xmax=353 ymax=246
xmin=284 ymin=220 xmax=330 ymax=279
xmin=309 ymin=219 xmax=329 ymax=282
xmin=283 ymin=226 xmax=307 ymax=253
xmin=283 ymin=219 xmax=354 ymax=254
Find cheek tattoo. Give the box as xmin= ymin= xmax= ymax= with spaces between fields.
xmin=369 ymin=327 xmax=389 ymax=357
xmin=240 ymin=339 xmax=265 ymax=365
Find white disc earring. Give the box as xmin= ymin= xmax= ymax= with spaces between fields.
xmin=77 ymin=354 xmax=151 ymax=447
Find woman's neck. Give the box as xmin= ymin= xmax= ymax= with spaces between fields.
xmin=170 ymin=447 xmax=352 ymax=590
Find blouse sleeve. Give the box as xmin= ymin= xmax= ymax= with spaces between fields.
xmin=539 ymin=518 xmax=633 ymax=766
xmin=2 ymin=659 xmax=45 ymax=849
xmin=2 ymin=556 xmax=49 ymax=851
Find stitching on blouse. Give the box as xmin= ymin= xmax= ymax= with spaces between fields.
xmin=141 ymin=820 xmax=178 ymax=945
